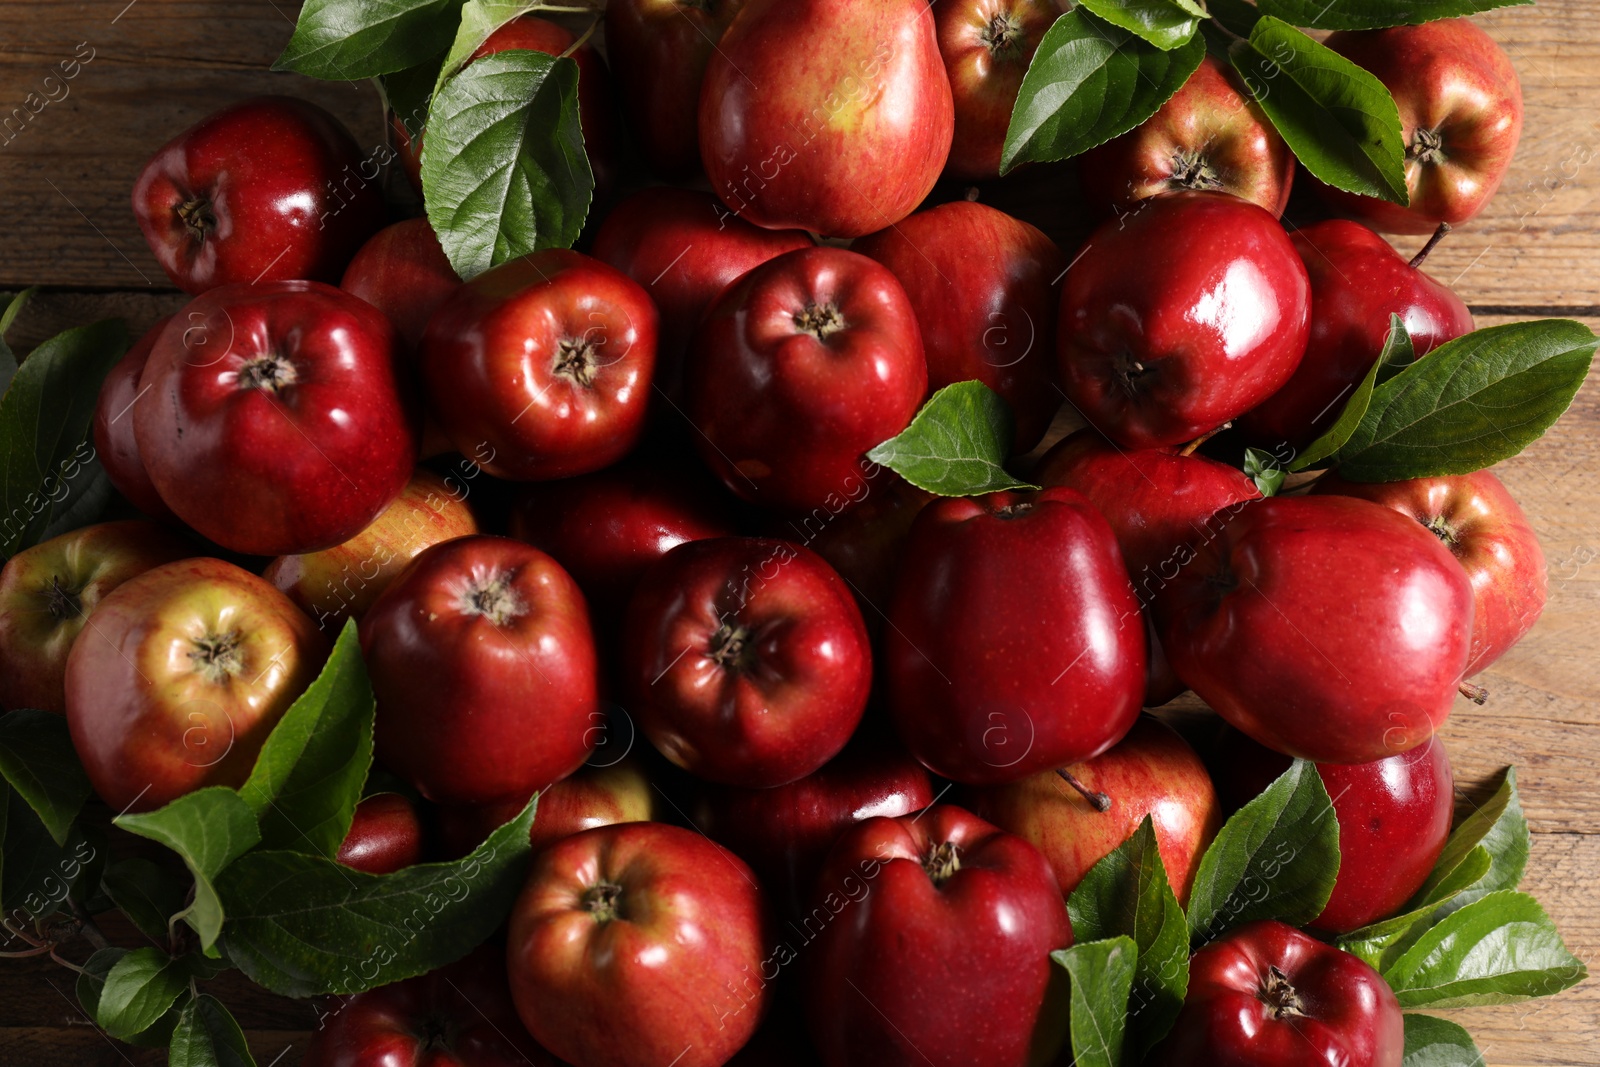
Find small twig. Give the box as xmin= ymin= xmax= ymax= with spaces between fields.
xmin=1408 ymin=222 xmax=1453 ymax=270
xmin=1459 ymin=681 xmax=1489 ymax=705
xmin=49 ymin=948 xmax=88 ymax=975
xmin=70 ymin=899 xmax=109 ymax=952
xmin=1055 ymin=768 xmax=1113 ymax=812
xmin=0 ymin=945 xmax=53 ymax=959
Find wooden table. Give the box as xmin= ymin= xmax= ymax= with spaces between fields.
xmin=1 ymin=2 xmax=1596 ymax=1064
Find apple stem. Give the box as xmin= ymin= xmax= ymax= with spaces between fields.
xmin=1459 ymin=680 xmax=1489 ymax=705
xmin=559 ymin=19 xmax=598 ymax=59
xmin=1178 ymin=423 xmax=1231 ymax=458
xmin=1055 ymin=769 xmax=1112 ymax=812
xmin=964 ymin=186 xmax=980 ymax=202
xmin=1408 ymin=223 xmax=1453 ymax=270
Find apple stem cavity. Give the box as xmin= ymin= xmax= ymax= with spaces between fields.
xmin=44 ymin=575 xmax=82 ymax=622
xmin=1259 ymin=965 xmax=1306 ymax=1019
xmin=1408 ymin=222 xmax=1454 ymax=270
xmin=1055 ymin=768 xmax=1112 ymax=812
xmin=176 ymin=195 xmax=216 ymax=243
xmin=923 ymin=840 xmax=962 ymax=886
xmin=458 ymin=572 xmax=528 ymax=627
xmin=708 ymin=621 xmax=756 ymax=672
xmin=238 ymin=353 xmax=299 ymax=394
xmin=1459 ymin=680 xmax=1489 ymax=704
xmin=981 ymin=12 xmax=1023 ymax=57
xmin=793 ymin=302 xmax=846 ymax=341
xmin=1113 ymin=350 xmax=1150 ymax=396
xmin=581 ymin=881 xmax=623 ymax=924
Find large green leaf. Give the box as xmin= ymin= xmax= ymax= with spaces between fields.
xmin=1401 ymin=1014 xmax=1487 ymax=1067
xmin=1051 ymin=936 xmax=1137 ymax=1067
xmin=274 ymin=0 xmax=467 ymax=80
xmin=95 ymin=947 xmax=190 ymax=1042
xmin=1077 ymin=0 xmax=1203 ymax=50
xmin=1289 ymin=317 xmax=1399 ymax=471
xmin=0 ymin=708 xmax=92 ymax=845
xmin=0 ymin=288 xmax=36 ymax=397
xmin=1257 ymin=0 xmax=1532 ymax=30
xmin=866 ymin=381 xmax=1038 ymax=497
xmin=169 ymin=995 xmax=258 ymax=1067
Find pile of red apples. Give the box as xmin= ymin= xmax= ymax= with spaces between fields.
xmin=0 ymin=3 xmax=1542 ymax=1066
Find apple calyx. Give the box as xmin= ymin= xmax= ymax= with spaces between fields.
xmin=1424 ymin=513 xmax=1461 ymax=549
xmin=794 ymin=303 xmax=846 ymax=340
xmin=176 ymin=195 xmax=216 ymax=243
xmin=554 ymin=336 xmax=603 ymax=388
xmin=1054 ymin=768 xmax=1112 ymax=813
xmin=582 ymin=881 xmax=624 ymax=924
xmin=981 ymin=12 xmax=1023 ymax=57
xmin=456 ymin=572 xmax=528 ymax=626
xmin=188 ymin=631 xmax=245 ymax=684
xmin=1169 ymin=149 xmax=1225 ymax=194
xmin=995 ymin=502 xmax=1035 ymax=521
xmin=924 ymin=840 xmax=963 ymax=886
xmin=1408 ymin=222 xmax=1454 ymax=270
xmin=1258 ymin=965 xmax=1306 ymax=1020
xmin=1407 ymin=126 xmax=1448 ymax=166
xmin=708 ymin=619 xmax=756 ymax=672
xmin=44 ymin=575 xmax=82 ymax=622
xmin=238 ymin=353 xmax=299 ymax=394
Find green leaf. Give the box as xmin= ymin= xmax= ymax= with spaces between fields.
xmin=1334 ymin=320 xmax=1598 ymax=482
xmin=0 ymin=319 xmax=129 ymax=557
xmin=1384 ymin=890 xmax=1588 ymax=1008
xmin=169 ymin=995 xmax=258 ymax=1067
xmin=1001 ymin=8 xmax=1206 ymax=172
xmin=1257 ymin=0 xmax=1532 ymax=31
xmin=1230 ymin=17 xmax=1408 ymax=203
xmin=1067 ymin=817 xmax=1188 ymax=1055
xmin=116 ymin=788 xmax=262 ymax=952
xmin=77 ymin=946 xmax=128 ymax=1021
xmin=1402 ymin=1014 xmax=1487 ymax=1067
xmin=432 ymin=0 xmax=544 ymax=95
xmin=0 ymin=288 xmax=36 ymax=397
xmin=1186 ymin=760 xmax=1340 ymax=945
xmin=102 ymin=858 xmax=192 ymax=945
xmin=96 ymin=946 xmax=190 ymax=1041
xmin=423 ymin=50 xmax=592 ymax=280
xmin=1337 ymin=848 xmax=1493 ymax=971
xmin=1289 ymin=332 xmax=1388 ymax=471
xmin=0 ymin=784 xmax=94 ymax=920
xmin=1243 ymin=448 xmax=1286 ymax=496
xmin=238 ymin=621 xmax=374 ymax=857
xmin=1375 ymin=313 xmax=1418 ymax=386
xmin=274 ymin=0 xmax=467 ymax=80
xmin=1077 ymin=0 xmax=1202 ymax=50
xmin=218 ymin=794 xmax=538 ymax=997
xmin=1413 ymin=767 xmax=1528 ymax=911
xmin=1052 ymin=936 xmax=1137 ymax=1067
xmin=0 ymin=709 xmax=92 ymax=845
xmin=1207 ymin=0 xmax=1261 ymax=36
xmin=865 ymin=381 xmax=1039 ymax=497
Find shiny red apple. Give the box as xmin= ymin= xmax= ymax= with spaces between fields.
xmin=436 ymin=756 xmax=658 ymax=859
xmin=92 ymin=318 xmax=175 ymax=520
xmin=339 ymin=218 xmax=461 ymax=354
xmin=335 ymin=793 xmax=425 ymax=875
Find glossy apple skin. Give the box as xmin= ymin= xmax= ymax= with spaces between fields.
xmin=132 ymin=96 xmax=384 ymax=294
xmin=1057 ymin=191 xmax=1311 ymax=449
xmin=1319 ymin=19 xmax=1523 ymax=234
xmin=606 ymin=0 xmax=748 ymax=177
xmin=624 ymin=537 xmax=871 ymax=787
xmin=134 ymin=281 xmax=417 ymax=556
xmin=1211 ymin=728 xmax=1454 ymax=934
xmin=360 ymin=536 xmax=598 ymax=805
xmin=64 ymin=558 xmax=326 ymax=813
xmin=436 ymin=757 xmax=658 ymax=858
xmin=262 ymin=468 xmax=478 ymax=633
xmin=1155 ymin=921 xmax=1403 ymax=1067
xmin=305 ymin=944 xmax=558 ymax=1067
xmin=855 ymin=201 xmax=1064 ymax=452
xmin=591 ymin=186 xmax=811 ymax=399
xmin=967 ymin=717 xmax=1222 ymax=906
xmin=508 ymin=456 xmax=737 ymax=631
xmin=687 ymin=246 xmax=927 ymax=513
xmin=1156 ymin=495 xmax=1475 ymax=764
xmin=335 ymin=793 xmax=425 ymax=875
xmin=507 ymin=822 xmax=771 ymax=1067
xmin=699 ymin=0 xmax=955 ymax=237
xmin=0 ymin=522 xmax=190 ymax=714
xmin=696 ymin=729 xmax=935 ymax=915
xmin=797 ymin=473 xmax=934 ymax=628
xmin=1037 ymin=429 xmax=1260 ymax=705
xmin=886 ymin=489 xmax=1146 ymax=785
xmin=1315 ymin=470 xmax=1546 ymax=676
xmin=92 ymin=319 xmax=175 ymax=520
xmin=805 ymin=805 xmax=1071 ymax=1067
xmin=1081 ymin=57 xmax=1294 ymax=218
xmin=1238 ymin=220 xmax=1475 ymax=453
xmin=421 ymin=250 xmax=657 ymax=481
xmin=339 ymin=218 xmax=460 ymax=354
xmin=932 ymin=0 xmax=1068 ymax=180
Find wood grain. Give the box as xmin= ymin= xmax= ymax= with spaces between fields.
xmin=0 ymin=3 xmax=1597 ymax=1066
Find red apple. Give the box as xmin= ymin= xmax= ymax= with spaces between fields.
xmin=1156 ymin=495 xmax=1475 ymax=764
xmin=361 ymin=536 xmax=597 ymax=806
xmin=966 ymin=716 xmax=1223 ymax=905
xmin=590 ymin=186 xmax=811 ymax=399
xmin=1058 ymin=191 xmax=1310 ymax=449
xmin=132 ymin=96 xmax=384 ymax=294
xmin=805 ymin=805 xmax=1070 ymax=1067
xmin=335 ymin=793 xmax=425 ymax=876
xmin=339 ymin=218 xmax=460 ymax=354
xmin=696 ymin=727 xmax=934 ymax=914
xmin=421 ymin=250 xmax=657 ymax=481
xmin=305 ymin=944 xmax=558 ymax=1067
xmin=0 ymin=521 xmax=190 ymax=714
xmin=854 ymin=200 xmax=1064 ymax=452
xmin=92 ymin=318 xmax=175 ymax=521
xmin=933 ymin=0 xmax=1070 ymax=180
xmin=1315 ymin=469 xmax=1546 ymax=676
xmin=624 ymin=537 xmax=871 ymax=787
xmin=796 ymin=474 xmax=934 ymax=630
xmin=262 ymin=468 xmax=477 ymax=632
xmin=1080 ymin=56 xmax=1295 ymax=218
xmin=134 ymin=281 xmax=417 ymax=556
xmin=606 ymin=0 xmax=749 ymax=177
xmin=1210 ymin=727 xmax=1454 ymax=934
xmin=1319 ymin=18 xmax=1523 ymax=234
xmin=886 ymin=488 xmax=1146 ymax=785
xmin=1238 ymin=219 xmax=1475 ymax=453
xmin=64 ymin=557 xmax=326 ymax=813
xmin=699 ymin=0 xmax=954 ymax=237
xmin=1155 ymin=921 xmax=1403 ymax=1067
xmin=507 ymin=454 xmax=738 ymax=632
xmin=687 ymin=246 xmax=927 ymax=513
xmin=436 ymin=756 xmax=658 ymax=859
xmin=506 ymin=822 xmax=771 ymax=1067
